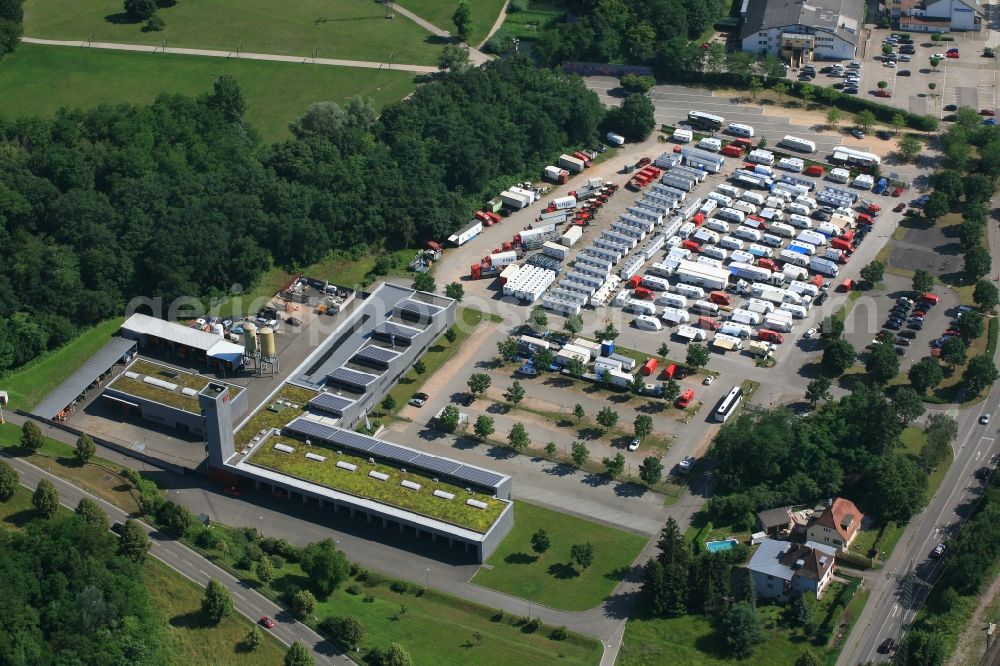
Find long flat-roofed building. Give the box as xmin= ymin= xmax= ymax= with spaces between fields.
xmin=740 ymin=0 xmax=865 ymax=62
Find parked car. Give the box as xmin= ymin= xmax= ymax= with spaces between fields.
xmin=898 ymin=69 xmax=912 ymax=76
xmin=946 ymin=52 xmax=960 ymax=59
xmin=223 ymin=485 xmax=242 ymax=497
xmin=628 ymin=437 xmax=641 ymax=452
xmin=985 ymin=48 xmax=996 ymax=58
xmin=981 ymin=413 xmax=992 ymax=425
xmin=677 ymin=456 xmax=697 ymax=474
xmin=409 ymin=392 xmax=429 ymax=407
xmin=981 ymin=109 xmax=996 ymax=116
xmin=875 ymin=89 xmax=892 ymax=97
xmin=851 ymin=129 xmax=865 ymax=139
xmin=944 ymin=104 xmax=958 ymax=111
xmin=931 ymin=543 xmax=946 ymax=558
xmin=899 ymin=329 xmax=917 ymax=339
xmin=985 ymin=118 xmax=998 ymax=126
xmin=286 ymin=316 xmax=302 ymax=326
xmin=703 ymin=375 xmax=714 ymax=385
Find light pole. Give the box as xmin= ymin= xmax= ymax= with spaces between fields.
xmin=425 ymin=567 xmax=430 ymax=588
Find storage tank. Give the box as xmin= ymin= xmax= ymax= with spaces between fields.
xmin=212 ymin=322 xmax=225 ymax=336
xmin=259 ymin=327 xmax=276 ymax=358
xmin=243 ymin=322 xmax=258 ymax=355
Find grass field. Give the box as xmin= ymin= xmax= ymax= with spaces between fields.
xmin=24 ymin=0 xmax=441 ymax=64
xmin=0 ymin=44 xmax=418 ymax=142
xmin=471 ymin=501 xmax=647 ymax=611
xmin=900 ymin=425 xmax=953 ymax=502
xmin=499 ymin=2 xmax=564 ymax=41
xmin=0 ymin=317 xmax=124 ymax=410
xmin=397 ymin=0 xmax=507 ymax=45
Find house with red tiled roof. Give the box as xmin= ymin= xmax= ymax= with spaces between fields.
xmin=807 ymin=497 xmax=863 ymax=552
xmin=747 ymin=539 xmax=838 ymax=600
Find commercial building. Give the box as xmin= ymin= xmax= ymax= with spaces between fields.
xmin=893 ymin=0 xmax=983 ymax=32
xmin=32 ymin=338 xmax=138 ymax=421
xmin=120 ymin=313 xmax=247 ymax=372
xmin=740 ymin=0 xmax=865 ymax=62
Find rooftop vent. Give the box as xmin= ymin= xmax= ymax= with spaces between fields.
xmin=819 ymin=556 xmax=828 ymax=566
xmin=794 ymin=558 xmax=805 ymax=570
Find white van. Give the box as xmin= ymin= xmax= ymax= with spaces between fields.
xmin=764 ymin=196 xmax=786 ymax=210
xmin=606 ymin=132 xmax=626 ymax=146
xmin=787 ymin=213 xmax=813 ymax=229
xmin=699 ymin=199 xmax=719 ymax=216
xmin=672 ymin=128 xmax=693 ymax=143
xmin=674 ymin=283 xmax=706 ymax=299
xmin=635 ymin=314 xmax=662 ymax=331
xmin=719 ymin=235 xmax=745 ymax=251
xmin=698 ymin=137 xmax=722 ymax=152
xmin=769 ymin=221 xmax=795 ymax=238
xmin=740 ymin=191 xmax=766 ymax=206
xmin=733 ymin=227 xmax=762 ymax=242
xmin=727 ymin=123 xmax=755 ymax=137
xmin=732 ymin=200 xmax=758 ymax=215
xmin=706 ymin=192 xmax=733 ymax=207
xmin=828 ymin=168 xmax=851 ymax=184
xmin=777 ymin=157 xmax=804 ymax=173
xmin=705 ymin=218 xmax=730 ymax=234
xmin=852 ymin=174 xmax=874 ymax=190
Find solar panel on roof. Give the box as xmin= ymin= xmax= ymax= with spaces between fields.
xmin=354 ymin=346 xmax=401 ymax=365
xmin=369 ymin=441 xmax=420 ymax=462
xmin=327 ymin=366 xmax=378 ymax=386
xmin=397 ymin=299 xmax=441 ymax=318
xmin=413 ymin=454 xmax=462 ymax=476
xmin=372 ymin=321 xmax=420 ymax=339
xmin=456 ymin=467 xmax=506 ymax=487
xmin=309 ymin=393 xmax=355 ymax=413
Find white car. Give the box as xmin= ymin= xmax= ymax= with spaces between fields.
xmin=678 ymin=456 xmax=696 ymax=474
xmin=805 ymin=328 xmax=818 ymax=339
xmin=932 ymin=53 xmax=945 ymax=60
xmin=703 ymin=376 xmax=714 ymax=386
xmin=982 ymin=413 xmax=992 ymax=425
xmin=884 ymin=61 xmax=896 ymax=68
xmin=628 ymin=437 xmax=641 ymax=452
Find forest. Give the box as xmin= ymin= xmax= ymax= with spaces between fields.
xmin=0 ymin=511 xmax=164 ymax=665
xmin=0 ymin=56 xmax=604 ymax=374
xmin=706 ymin=384 xmax=930 ymax=528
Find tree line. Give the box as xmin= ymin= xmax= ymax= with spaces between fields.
xmin=0 ymin=56 xmax=603 ymax=374
xmin=0 ymin=0 xmax=22 ymax=58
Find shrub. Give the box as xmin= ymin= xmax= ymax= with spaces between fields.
xmin=195 ymin=528 xmax=222 ymax=550
xmin=269 ymin=554 xmax=285 ymax=569
xmin=390 ymin=581 xmax=409 ymax=594
xmin=525 ymin=617 xmax=542 ymax=632
xmin=491 ymin=610 xmax=505 ymax=622
xmin=551 ymin=626 xmax=568 ymax=640
xmin=244 ymin=542 xmax=264 ymax=563
xmin=509 ymin=0 xmax=528 ymax=11
xmin=484 ymin=28 xmax=515 ymax=55
xmin=346 ymin=584 xmax=362 ymax=595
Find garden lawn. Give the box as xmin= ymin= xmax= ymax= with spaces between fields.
xmin=24 ymin=0 xmax=440 ymax=64
xmin=0 ymin=44 xmax=418 ymax=142
xmin=145 ymin=558 xmax=286 ymax=666
xmin=499 ymin=2 xmax=564 ymax=41
xmin=471 ymin=500 xmax=647 ymax=611
xmin=397 ymin=0 xmax=507 ymax=45
xmin=0 ymin=317 xmax=123 ymax=410
xmin=900 ymin=426 xmax=953 ymax=502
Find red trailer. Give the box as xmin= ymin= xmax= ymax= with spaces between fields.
xmin=677 ymin=389 xmax=695 ymax=408
xmin=857 ymin=213 xmax=874 ymax=225
xmin=758 ymin=258 xmax=779 ymax=272
xmin=628 ymin=274 xmax=643 ymax=289
xmin=708 ymin=291 xmax=731 ymax=306
xmin=692 ymin=212 xmax=706 ymax=227
xmin=721 ymin=144 xmax=744 ymax=157
xmin=681 ymin=240 xmax=700 ymax=252
xmin=697 ymin=316 xmax=720 ymax=330
xmin=573 ymin=151 xmax=593 ymax=167
xmin=759 ymin=329 xmax=784 ymax=344
xmin=662 ymin=363 xmax=678 ymax=379
xmin=641 ymin=358 xmax=659 ymax=376
xmin=633 ymin=286 xmax=654 ymax=300
xmin=840 ymin=279 xmax=854 ymax=292
xmin=831 ymin=237 xmax=852 ymax=252
xmin=804 ymin=165 xmax=825 ymax=177
xmin=732 ymin=138 xmax=753 ymax=149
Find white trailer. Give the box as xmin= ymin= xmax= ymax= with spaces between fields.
xmin=660 ymin=307 xmax=691 ymax=325
xmin=674 ymin=283 xmax=706 ymax=300
xmin=720 ymin=322 xmax=753 ymax=339
xmin=676 ymin=325 xmax=707 ymax=342
xmin=763 ymin=313 xmax=794 ymax=332
xmin=713 ymin=332 xmax=744 ymax=351
xmin=448 ymin=220 xmax=483 ymax=246
xmin=559 ymin=154 xmax=585 ymax=173
xmin=641 ymin=274 xmax=672 ymax=291
xmin=500 ymin=190 xmax=532 ymax=210
xmin=798 ymin=230 xmax=828 ymax=247
xmin=656 ymin=293 xmax=688 ymax=309
xmin=746 ymin=298 xmax=775 ymax=314
xmin=561 ymin=225 xmax=583 ymax=247
xmin=675 ymin=260 xmax=730 ymax=291
xmin=730 ymin=308 xmax=762 ymax=326
xmin=542 ymin=241 xmax=570 ymax=261
xmin=779 ymin=303 xmax=808 ymax=319
xmin=782 ymin=264 xmax=809 ymax=281
xmin=635 ymin=315 xmax=663 ymax=331
xmin=810 ymin=256 xmax=840 ymax=277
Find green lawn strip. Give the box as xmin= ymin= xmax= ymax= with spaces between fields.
xmin=499 ymin=2 xmax=564 ymax=41
xmin=144 ymin=557 xmax=287 ymax=666
xmin=0 ymin=44 xmax=418 ymax=142
xmin=247 ymin=435 xmax=506 ymax=532
xmin=194 ymin=524 xmax=601 ymax=665
xmin=0 ymin=485 xmax=36 ymax=529
xmin=988 ymin=317 xmax=998 ymax=358
xmin=385 ymin=307 xmax=487 ymax=411
xmin=234 ymin=384 xmax=319 ymax=449
xmin=899 ymin=426 xmax=953 ymax=502
xmin=396 ymin=0 xmax=507 ymax=45
xmin=824 ymin=584 xmax=869 ymax=666
xmin=109 ymin=360 xmax=243 ymax=414
xmin=0 ymin=317 xmax=124 ymax=410
xmin=24 ymin=0 xmax=440 ymax=65
xmin=471 ymin=501 xmax=647 ymax=611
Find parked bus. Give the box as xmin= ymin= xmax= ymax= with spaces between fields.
xmin=687 ymin=110 xmax=725 ymax=132
xmin=712 ymin=385 xmax=744 ymax=422
xmin=780 ymin=135 xmax=817 ymax=154
xmin=831 ymin=146 xmax=881 ymax=169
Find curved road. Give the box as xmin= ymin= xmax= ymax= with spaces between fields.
xmin=3 ymin=453 xmax=355 ymax=666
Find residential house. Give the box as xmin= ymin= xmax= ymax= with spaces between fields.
xmin=806 ymin=497 xmax=863 ymax=552
xmin=755 ymin=506 xmax=795 ymax=536
xmin=747 ymin=538 xmax=838 ymax=600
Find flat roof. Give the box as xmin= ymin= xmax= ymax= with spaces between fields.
xmin=327 ymin=366 xmax=380 ymax=387
xmin=354 ymin=345 xmax=402 ymax=366
xmin=309 ymin=392 xmax=357 ymax=414
xmin=122 ymin=313 xmax=222 ymax=352
xmin=33 ymin=337 xmax=137 ymax=419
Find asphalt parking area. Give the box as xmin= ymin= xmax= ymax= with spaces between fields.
xmin=887 ymin=217 xmax=964 ymax=282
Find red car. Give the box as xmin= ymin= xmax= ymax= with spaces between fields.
xmin=893 ymin=203 xmax=906 ymax=213
xmin=980 ymin=109 xmax=996 ymax=116
xmin=944 ymin=329 xmax=961 ymax=337
xmin=946 ymin=52 xmax=959 ymax=59
xmin=259 ymin=616 xmax=276 ymax=629
xmin=875 ymin=90 xmax=892 ymax=98
xmin=913 ymin=309 xmax=927 ymax=318
xmin=891 ymin=187 xmax=903 ymax=197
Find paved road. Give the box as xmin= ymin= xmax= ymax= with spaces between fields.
xmin=20 ymin=37 xmax=439 ymax=73
xmin=2 ymin=451 xmax=353 ymax=666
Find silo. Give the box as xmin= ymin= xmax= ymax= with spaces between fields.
xmin=243 ymin=322 xmax=258 ymax=355
xmin=259 ymin=327 xmax=276 ymax=358
xmin=211 ymin=322 xmax=225 ymax=337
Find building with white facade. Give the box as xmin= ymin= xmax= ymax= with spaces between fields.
xmin=893 ymin=0 xmax=983 ymax=32
xmin=740 ymin=0 xmax=866 ymax=62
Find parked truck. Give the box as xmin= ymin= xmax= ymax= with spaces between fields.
xmin=559 ymin=154 xmax=586 ymax=173
xmin=544 ymin=166 xmax=570 ymax=184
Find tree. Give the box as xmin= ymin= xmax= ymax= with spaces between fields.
xmin=381 ymin=395 xmax=396 ymax=412
xmin=437 ymin=405 xmax=461 ymax=433
xmin=570 ymin=542 xmax=595 ymax=569
xmin=503 ymin=381 xmax=525 ymax=408
xmin=921 ymin=414 xmax=956 ymax=471
xmin=794 ymin=650 xmax=822 ymax=666
xmin=497 ymin=337 xmax=518 ymax=362
xmin=564 ymin=313 xmax=583 ymax=334
xmin=20 ymin=420 xmax=44 ymax=452
xmin=748 ymin=78 xmax=764 ymax=101
xmin=533 ymin=347 xmax=555 ymax=372
xmin=201 ymin=579 xmax=233 ymax=624
xmin=300 ymin=539 xmax=351 ymax=597
xmin=602 ymin=452 xmax=625 ymax=478
xmin=379 ymin=643 xmax=412 ymax=666
xmin=444 ymin=282 xmax=464 ymax=301
xmin=773 ymin=81 xmax=790 ymax=102
xmin=958 ymin=309 xmax=984 ymax=344
xmin=32 ymin=478 xmax=58 ymax=518
xmin=596 ymin=406 xmax=619 ymax=432
xmin=573 ymin=403 xmax=585 ymax=422
xmin=663 ymin=379 xmax=681 ymax=403
xmin=923 ymin=191 xmax=949 ymax=222
xmin=634 ymin=414 xmax=654 ymax=440
xmin=639 ymin=456 xmax=663 ymax=486
xmin=877 ymin=80 xmax=889 ymax=91
xmin=596 ymin=323 xmax=619 ymax=341
xmin=291 ymin=589 xmax=317 ymax=618
xmin=544 ymin=441 xmax=557 ymax=459
xmin=899 ymin=135 xmax=922 ymax=163
xmin=158 ymin=500 xmax=194 ymax=536
xmin=0 ymin=460 xmax=17 ymax=501
xmin=855 ymin=110 xmax=876 ymax=133
xmin=882 ymin=44 xmax=894 ymax=55
xmin=822 ymin=338 xmax=856 ymax=375
xmin=912 ymin=270 xmax=934 ymax=295
xmin=657 ymin=342 xmax=670 ymax=358
xmin=805 ymin=376 xmax=832 ymax=408
xmin=686 ymin=343 xmax=710 ymax=371
xmin=630 ymin=375 xmax=645 ymax=395
xmin=620 ymin=73 xmax=655 ymax=94
xmin=868 ymin=455 xmax=927 ymax=522
xmin=452 ymin=0 xmax=472 ymax=41
xmin=891 ymin=113 xmax=906 ymax=134
xmin=118 ymin=519 xmax=150 ymax=563
xmin=244 ymin=625 xmax=263 ymax=652
xmin=145 ymin=14 xmax=165 ymax=31
xmin=570 ymin=441 xmax=589 ymax=468
xmin=437 ymin=44 xmax=471 ymax=73
xmin=254 ymin=555 xmax=275 ymax=585
xmin=531 ymin=529 xmax=551 ymax=555
xmin=825 ymin=108 xmax=842 ymax=128
xmin=941 ymin=336 xmax=968 ymax=368
xmin=722 ymin=602 xmax=765 ymax=659
xmin=893 ymin=387 xmax=925 ymax=424
xmin=207 ymin=74 xmax=247 ymax=123
xmin=284 ymin=641 xmax=315 ymax=666
xmin=606 ymin=94 xmax=656 ymax=142
xmin=974 ymin=279 xmax=999 ymax=311
xmin=567 ymin=357 xmax=586 ymax=379
xmin=964 ymin=355 xmax=999 ymax=395
xmin=413 ymin=359 xmax=426 ymax=375
xmin=965 ymin=245 xmax=991 ymax=281
xmin=412 ymin=272 xmax=435 ymax=293
xmin=790 ymin=594 xmax=813 ymax=628
xmin=74 ymin=434 xmax=96 ymax=464
xmin=124 ymin=0 xmax=156 ymax=21
xmin=507 ymin=423 xmax=530 ymax=452
xmin=467 ymin=373 xmax=491 ymax=397
xmin=821 ymin=314 xmax=844 ymax=339
xmin=473 ymin=415 xmax=494 ymax=440
xmin=860 ymin=260 xmax=885 ymax=286
xmin=930 ymin=57 xmax=941 ymax=71
xmin=909 ymin=357 xmax=944 ymax=394
xmin=329 ymin=616 xmax=365 ymax=650
xmin=530 ymin=306 xmax=548 ymax=329
xmin=866 ymin=342 xmax=900 ymax=385
xmin=904 ymin=630 xmax=945 ymax=666
xmin=75 ymin=497 xmax=107 ymax=528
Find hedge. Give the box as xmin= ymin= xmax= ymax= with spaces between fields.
xmin=987 ymin=317 xmax=998 ymax=358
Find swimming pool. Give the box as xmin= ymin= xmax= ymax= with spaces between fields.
xmin=705 ymin=538 xmax=738 ymax=553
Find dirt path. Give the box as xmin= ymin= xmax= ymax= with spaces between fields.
xmin=948 ymin=571 xmax=1000 ymax=666
xmin=477 ymin=4 xmax=509 ymax=50
xmin=390 ymin=3 xmax=493 ymax=65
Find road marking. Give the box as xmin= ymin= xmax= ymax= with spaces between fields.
xmin=892 ymin=603 xmax=901 ymax=618
xmin=199 ymin=569 xmax=209 ymax=576
xmin=232 ymin=591 xmax=246 ymax=601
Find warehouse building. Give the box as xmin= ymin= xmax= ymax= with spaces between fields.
xmin=119 ymin=313 xmax=247 ymax=372
xmin=894 ymin=0 xmax=983 ymax=32
xmin=32 ymin=338 xmax=138 ymax=421
xmin=740 ymin=0 xmax=865 ymax=62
